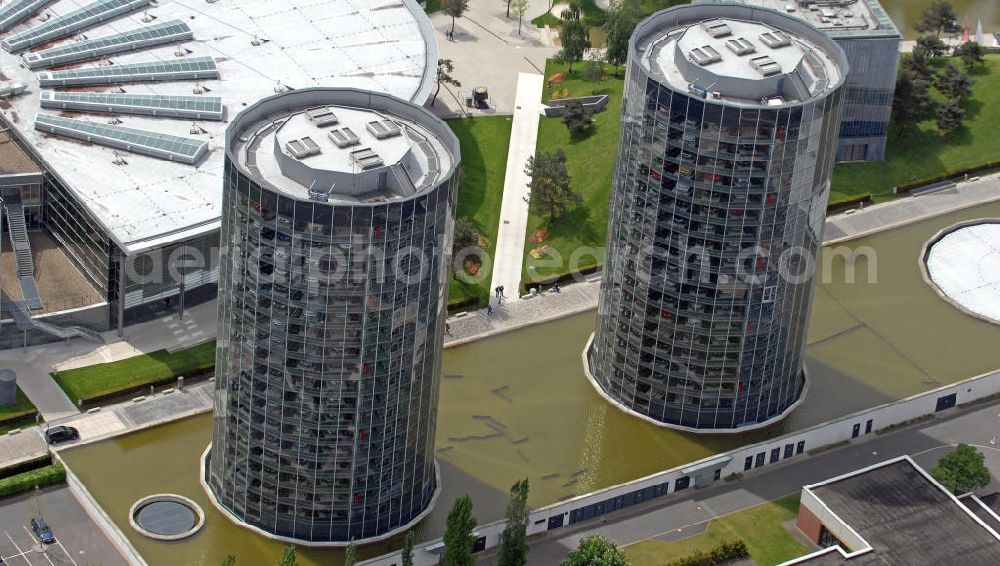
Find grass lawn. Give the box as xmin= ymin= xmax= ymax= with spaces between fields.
xmin=522 ymin=59 xmax=624 ymax=286
xmin=424 ymin=0 xmax=440 ymax=14
xmin=52 ymin=341 xmax=216 ymax=404
xmin=0 ymin=388 xmax=37 ymax=427
xmin=830 ymin=55 xmax=1000 ymax=202
xmin=622 ymin=494 xmax=809 ymax=566
xmin=447 ymin=116 xmax=514 ymax=309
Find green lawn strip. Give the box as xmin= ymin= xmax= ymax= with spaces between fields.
xmin=0 ymin=388 xmax=38 ymax=427
xmin=622 ymin=494 xmax=808 ymax=566
xmin=0 ymin=464 xmax=65 ymax=498
xmin=52 ymin=341 xmax=216 ymax=405
xmin=523 ymin=60 xmax=624 ymax=287
xmin=447 ymin=116 xmax=514 ymax=309
xmin=830 ymin=55 xmax=1000 ymax=202
xmin=424 ymin=0 xmax=441 ymax=14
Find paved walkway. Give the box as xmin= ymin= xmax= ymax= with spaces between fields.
xmin=824 ymin=171 xmax=1000 ymax=243
xmin=0 ymin=300 xmax=216 ymax=420
xmin=478 ymin=398 xmax=1000 ymax=564
xmin=428 ymin=1 xmax=557 ymax=118
xmin=489 ymin=72 xmax=546 ymax=299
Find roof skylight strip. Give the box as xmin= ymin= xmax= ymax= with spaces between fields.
xmin=0 ymin=0 xmax=54 ymax=33
xmin=36 ymin=56 xmax=218 ymax=87
xmin=40 ymin=91 xmax=224 ymax=121
xmin=34 ymin=113 xmax=208 ymax=164
xmin=2 ymin=0 xmax=150 ymax=52
xmin=24 ymin=20 xmax=192 ymax=69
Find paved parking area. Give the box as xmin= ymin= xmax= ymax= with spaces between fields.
xmin=0 ymin=485 xmax=126 ymax=566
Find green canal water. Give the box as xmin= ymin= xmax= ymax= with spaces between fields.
xmin=880 ymin=0 xmax=1000 ymax=39
xmin=61 ymin=201 xmax=1000 ymax=565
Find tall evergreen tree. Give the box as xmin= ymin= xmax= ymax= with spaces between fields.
xmin=891 ymin=69 xmax=934 ymax=138
xmin=954 ymin=41 xmax=985 ymax=71
xmin=278 ymin=546 xmax=299 ymax=566
xmin=402 ymin=531 xmax=416 ymax=566
xmin=935 ymin=98 xmax=965 ymax=133
xmin=499 ymin=479 xmax=531 ymax=566
xmin=525 ymin=149 xmax=581 ymax=221
xmin=915 ymin=34 xmax=948 ymax=58
xmin=220 ymin=556 xmax=236 ymax=566
xmin=442 ymin=495 xmax=477 ymax=566
xmin=913 ymin=1 xmax=959 ymax=37
xmin=936 ymin=64 xmax=975 ymax=100
xmin=345 ymin=540 xmax=357 ymax=566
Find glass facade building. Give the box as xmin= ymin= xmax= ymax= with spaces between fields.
xmin=204 ymin=89 xmax=459 ymax=543
xmin=700 ymin=0 xmax=901 ymax=162
xmin=587 ymin=4 xmax=847 ymax=431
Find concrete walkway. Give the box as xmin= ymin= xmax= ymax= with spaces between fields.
xmin=489 ymin=72 xmax=545 ymax=299
xmin=478 ymin=398 xmax=1000 ymax=564
xmin=451 ymin=173 xmax=1000 ymax=344
xmin=0 ymin=300 xmax=216 ymax=420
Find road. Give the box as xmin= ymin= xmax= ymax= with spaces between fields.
xmin=477 ymin=399 xmax=1000 ymax=564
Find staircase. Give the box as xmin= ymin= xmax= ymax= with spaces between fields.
xmin=5 ymin=300 xmax=103 ymax=343
xmin=3 ymin=196 xmax=41 ymax=309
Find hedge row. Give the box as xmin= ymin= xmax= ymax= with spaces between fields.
xmin=0 ymin=464 xmax=65 ymax=498
xmin=667 ymin=539 xmax=749 ymax=566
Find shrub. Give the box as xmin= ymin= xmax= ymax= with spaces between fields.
xmin=0 ymin=464 xmax=65 ymax=498
xmin=668 ymin=539 xmax=749 ymax=566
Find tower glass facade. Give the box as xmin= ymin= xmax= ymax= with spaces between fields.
xmin=588 ymin=5 xmax=847 ymax=431
xmin=205 ymin=89 xmax=459 ymax=543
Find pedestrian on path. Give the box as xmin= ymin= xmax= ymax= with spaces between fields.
xmin=500 ymin=285 xmax=506 ymax=298
xmin=445 ymin=322 xmax=452 ymax=335
xmin=487 ymin=303 xmax=493 ymax=316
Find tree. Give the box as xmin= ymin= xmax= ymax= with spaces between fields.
xmin=442 ymin=495 xmax=477 ymax=566
xmin=498 ymin=479 xmax=530 ymax=566
xmin=453 ymin=217 xmax=479 ymax=249
xmin=936 ymin=65 xmax=975 ymax=99
xmin=561 ymin=535 xmax=629 ymax=566
xmin=955 ymin=41 xmax=985 ymax=71
xmin=278 ymin=546 xmax=299 ymax=566
xmin=344 ymin=541 xmax=357 ymax=566
xmin=913 ymin=0 xmax=958 ymax=37
xmin=220 ymin=556 xmax=236 ymax=566
xmin=512 ymin=0 xmax=529 ymax=36
xmin=558 ymin=4 xmax=590 ymax=74
xmin=902 ymin=45 xmax=935 ymax=82
xmin=402 ymin=531 xmax=416 ymax=566
xmin=891 ymin=69 xmax=934 ymax=139
xmin=432 ymin=59 xmax=461 ymax=106
xmin=562 ymin=100 xmax=594 ymax=136
xmin=935 ymin=98 xmax=965 ymax=132
xmin=505 ymin=0 xmax=512 ymax=19
xmin=525 ymin=149 xmax=581 ymax=222
xmin=603 ymin=0 xmax=641 ymax=69
xmin=916 ymin=34 xmax=948 ymax=58
xmin=932 ymin=444 xmax=991 ymax=494
xmin=583 ymin=52 xmax=606 ymax=90
xmin=443 ymin=0 xmax=469 ymax=34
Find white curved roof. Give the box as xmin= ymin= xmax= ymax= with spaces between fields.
xmin=926 ymin=223 xmax=1000 ymax=325
xmin=0 ymin=0 xmax=437 ymax=252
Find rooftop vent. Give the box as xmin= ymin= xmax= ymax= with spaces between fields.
xmin=764 ymin=96 xmax=784 ymax=106
xmin=285 ymin=136 xmax=321 ymax=159
xmin=366 ymin=119 xmax=401 ymax=140
xmin=328 ymin=127 xmax=359 ymax=148
xmin=749 ymin=55 xmax=782 ymax=76
xmin=351 ymin=147 xmax=384 ymax=170
xmin=784 ymin=4 xmax=796 ymax=12
xmin=699 ymin=20 xmax=732 ymax=38
xmin=759 ymin=31 xmax=791 ymax=49
xmin=306 ymin=107 xmax=338 ymax=127
xmin=689 ymin=45 xmax=722 ymax=66
xmin=725 ymin=37 xmax=756 ymax=56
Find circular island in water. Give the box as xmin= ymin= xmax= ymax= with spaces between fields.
xmin=924 ymin=221 xmax=1000 ymax=325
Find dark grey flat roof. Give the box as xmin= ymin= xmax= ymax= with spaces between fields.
xmin=811 ymin=459 xmax=1000 ymax=564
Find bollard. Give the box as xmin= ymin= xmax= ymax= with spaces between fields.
xmin=177 ymin=375 xmax=185 ymax=391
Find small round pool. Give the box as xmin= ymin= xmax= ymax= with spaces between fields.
xmin=130 ymin=494 xmax=205 ymax=541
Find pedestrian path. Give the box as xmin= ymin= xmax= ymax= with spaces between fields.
xmin=490 ymin=72 xmax=545 ymax=300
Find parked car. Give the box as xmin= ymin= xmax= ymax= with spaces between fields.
xmin=29 ymin=517 xmax=55 ymax=544
xmin=44 ymin=425 xmax=79 ymax=445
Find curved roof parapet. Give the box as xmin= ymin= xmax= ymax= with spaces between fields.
xmin=632 ymin=3 xmax=849 ymax=108
xmin=226 ymin=88 xmax=460 ymax=206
